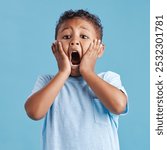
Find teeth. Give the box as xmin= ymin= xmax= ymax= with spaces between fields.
xmin=71 ymin=63 xmax=79 ymax=69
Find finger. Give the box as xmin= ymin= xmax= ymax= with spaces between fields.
xmin=58 ymin=41 xmax=66 ymax=56
xmin=93 ymin=39 xmax=100 ymax=56
xmin=97 ymin=43 xmax=104 ymax=58
xmin=97 ymin=40 xmax=102 ymax=51
xmin=52 ymin=44 xmax=59 ymax=60
xmin=97 ymin=43 xmax=103 ymax=55
xmin=51 ymin=43 xmax=56 ymax=54
xmin=96 ymin=39 xmax=101 ymax=51
xmin=86 ymin=42 xmax=93 ymax=55
xmin=92 ymin=39 xmax=97 ymax=50
xmin=88 ymin=42 xmax=93 ymax=50
xmin=97 ymin=39 xmax=101 ymax=47
xmin=51 ymin=41 xmax=58 ymax=54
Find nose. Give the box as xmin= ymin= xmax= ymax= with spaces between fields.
xmin=70 ymin=40 xmax=80 ymax=46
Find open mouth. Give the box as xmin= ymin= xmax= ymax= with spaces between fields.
xmin=71 ymin=51 xmax=80 ymax=65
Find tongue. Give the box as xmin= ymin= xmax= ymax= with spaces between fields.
xmin=71 ymin=52 xmax=80 ymax=65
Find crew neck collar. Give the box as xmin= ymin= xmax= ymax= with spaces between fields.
xmin=68 ymin=75 xmax=83 ymax=81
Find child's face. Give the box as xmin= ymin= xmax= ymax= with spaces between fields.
xmin=56 ymin=18 xmax=100 ymax=75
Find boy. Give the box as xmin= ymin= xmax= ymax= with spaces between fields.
xmin=25 ymin=9 xmax=128 ymax=150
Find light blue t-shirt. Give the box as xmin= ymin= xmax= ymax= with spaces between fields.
xmin=29 ymin=71 xmax=128 ymax=150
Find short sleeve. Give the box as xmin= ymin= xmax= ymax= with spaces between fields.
xmin=98 ymin=71 xmax=128 ymax=116
xmin=27 ymin=74 xmax=53 ymax=98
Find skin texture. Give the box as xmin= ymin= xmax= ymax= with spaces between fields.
xmin=52 ymin=18 xmax=104 ymax=76
xmin=24 ymin=18 xmax=127 ymax=120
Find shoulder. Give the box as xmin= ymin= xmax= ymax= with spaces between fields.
xmin=33 ymin=74 xmax=54 ymax=88
xmin=98 ymin=71 xmax=120 ymax=81
xmin=36 ymin=74 xmax=54 ymax=83
xmin=97 ymin=71 xmax=124 ymax=91
xmin=27 ymin=74 xmax=54 ymax=98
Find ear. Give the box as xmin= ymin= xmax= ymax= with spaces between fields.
xmin=98 ymin=44 xmax=105 ymax=58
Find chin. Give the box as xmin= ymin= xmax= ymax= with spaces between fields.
xmin=70 ymin=68 xmax=81 ymax=77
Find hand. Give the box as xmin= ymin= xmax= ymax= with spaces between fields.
xmin=51 ymin=41 xmax=71 ymax=76
xmin=79 ymin=39 xmax=103 ymax=76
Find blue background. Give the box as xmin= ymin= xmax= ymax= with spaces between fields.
xmin=0 ymin=0 xmax=149 ymax=150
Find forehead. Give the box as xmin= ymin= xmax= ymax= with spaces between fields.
xmin=58 ymin=18 xmax=98 ymax=36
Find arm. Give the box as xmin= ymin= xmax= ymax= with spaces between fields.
xmin=81 ymin=71 xmax=127 ymax=114
xmin=80 ymin=39 xmax=127 ymax=115
xmin=25 ymin=71 xmax=69 ymax=120
xmin=25 ymin=41 xmax=71 ymax=120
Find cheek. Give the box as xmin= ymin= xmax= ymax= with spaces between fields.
xmin=82 ymin=41 xmax=91 ymax=54
xmin=60 ymin=41 xmax=69 ymax=55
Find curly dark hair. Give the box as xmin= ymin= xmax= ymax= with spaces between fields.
xmin=55 ymin=9 xmax=103 ymax=40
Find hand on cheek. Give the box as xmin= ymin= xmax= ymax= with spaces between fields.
xmin=51 ymin=41 xmax=71 ymax=75
xmin=80 ymin=39 xmax=103 ymax=75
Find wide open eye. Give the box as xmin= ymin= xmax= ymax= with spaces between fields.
xmin=80 ymin=35 xmax=89 ymax=39
xmin=71 ymin=51 xmax=80 ymax=65
xmin=63 ymin=35 xmax=71 ymax=39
